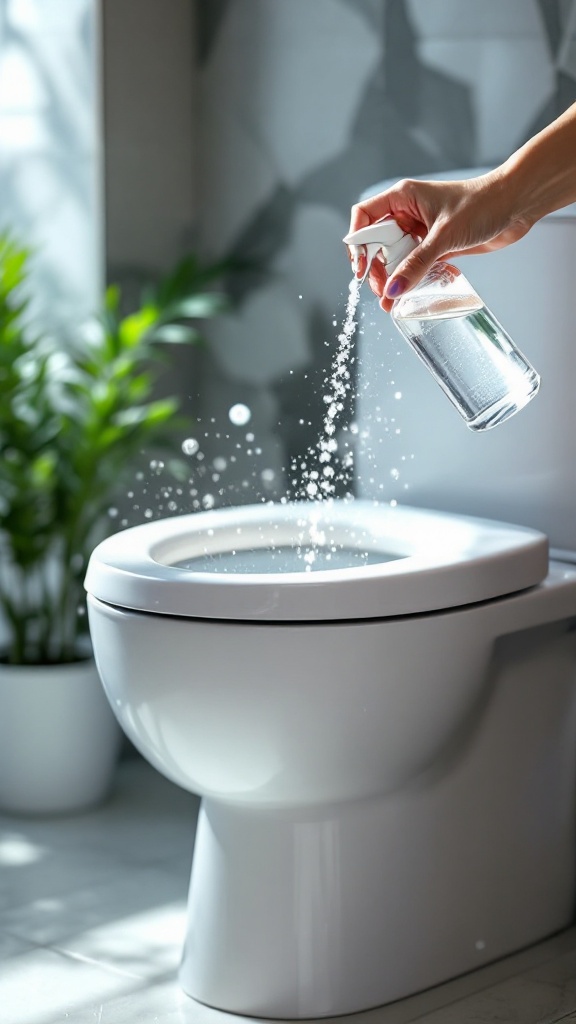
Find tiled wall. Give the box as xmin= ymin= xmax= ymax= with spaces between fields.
xmin=0 ymin=0 xmax=102 ymax=335
xmin=194 ymin=0 xmax=576 ymax=502
xmin=102 ymin=0 xmax=196 ymax=280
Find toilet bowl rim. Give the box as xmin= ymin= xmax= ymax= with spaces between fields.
xmin=84 ymin=500 xmax=548 ymax=622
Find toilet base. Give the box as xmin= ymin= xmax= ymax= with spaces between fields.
xmin=180 ymin=793 xmax=573 ymax=1019
xmin=179 ymin=624 xmax=576 ymax=1018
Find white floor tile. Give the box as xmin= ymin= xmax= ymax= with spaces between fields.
xmin=52 ymin=898 xmax=187 ymax=983
xmin=1 ymin=863 xmax=188 ymax=954
xmin=0 ymin=837 xmax=123 ymax=913
xmin=0 ymin=945 xmax=144 ymax=1024
xmin=0 ymin=760 xmax=199 ymax=876
xmin=59 ymin=976 xmax=250 ymax=1024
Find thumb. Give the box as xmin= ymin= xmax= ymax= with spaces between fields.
xmin=384 ymin=233 xmax=444 ymax=300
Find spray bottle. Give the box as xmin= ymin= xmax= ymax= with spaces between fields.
xmin=343 ymin=218 xmax=540 ymax=431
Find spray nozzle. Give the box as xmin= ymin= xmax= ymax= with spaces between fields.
xmin=343 ymin=218 xmax=417 ymax=284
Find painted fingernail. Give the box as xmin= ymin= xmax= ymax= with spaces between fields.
xmin=386 ymin=275 xmax=408 ymax=298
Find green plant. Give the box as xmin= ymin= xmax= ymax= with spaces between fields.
xmin=0 ymin=234 xmax=230 ymax=665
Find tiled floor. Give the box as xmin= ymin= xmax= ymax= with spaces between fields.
xmin=1 ymin=758 xmax=576 ymax=1024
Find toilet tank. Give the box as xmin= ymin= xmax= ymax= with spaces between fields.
xmin=355 ymin=171 xmax=576 ymax=554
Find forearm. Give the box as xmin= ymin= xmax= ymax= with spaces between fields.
xmin=349 ymin=102 xmax=576 ymax=305
xmin=498 ymin=102 xmax=576 ymax=224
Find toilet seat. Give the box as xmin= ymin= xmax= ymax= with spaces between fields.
xmin=85 ymin=500 xmax=548 ymax=622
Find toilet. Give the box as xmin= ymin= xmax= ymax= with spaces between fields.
xmin=85 ymin=179 xmax=576 ymax=1020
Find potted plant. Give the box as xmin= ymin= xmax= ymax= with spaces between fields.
xmin=0 ymin=233 xmax=229 ymax=814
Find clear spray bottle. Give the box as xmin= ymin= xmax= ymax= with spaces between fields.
xmin=343 ymin=218 xmax=540 ymax=431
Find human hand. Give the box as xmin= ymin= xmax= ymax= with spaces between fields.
xmin=347 ymin=171 xmax=532 ymax=311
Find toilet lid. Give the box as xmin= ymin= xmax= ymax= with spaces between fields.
xmin=84 ymin=500 xmax=549 ymax=622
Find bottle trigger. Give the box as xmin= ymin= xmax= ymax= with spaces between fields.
xmin=349 ymin=241 xmax=384 ymax=283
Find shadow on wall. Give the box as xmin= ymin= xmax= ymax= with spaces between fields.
xmin=106 ymin=0 xmax=576 ymax=508
xmin=193 ymin=0 xmax=479 ymax=500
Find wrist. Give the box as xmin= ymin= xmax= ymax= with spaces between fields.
xmin=496 ymin=107 xmax=576 ymax=223
xmin=496 ymin=154 xmax=553 ymax=227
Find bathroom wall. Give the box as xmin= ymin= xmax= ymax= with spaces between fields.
xmin=6 ymin=1 xmax=572 ymax=514
xmin=192 ymin=0 xmax=576 ymax=505
xmin=0 ymin=0 xmax=102 ymax=334
xmin=101 ymin=0 xmax=197 ymax=279
xmin=0 ymin=0 xmax=197 ymax=316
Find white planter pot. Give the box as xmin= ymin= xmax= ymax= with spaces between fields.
xmin=0 ymin=657 xmax=122 ymax=815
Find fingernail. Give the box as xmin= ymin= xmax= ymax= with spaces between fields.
xmin=385 ymin=275 xmax=408 ymax=298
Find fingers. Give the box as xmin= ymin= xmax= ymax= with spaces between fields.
xmin=346 ymin=202 xmax=375 ymax=280
xmin=345 ymin=244 xmax=367 ymax=280
xmin=348 ymin=180 xmax=465 ymax=301
xmin=352 ymin=180 xmax=431 ymax=237
xmin=347 ymin=173 xmax=519 ymax=307
xmin=365 ymin=255 xmax=396 ymax=311
xmin=361 ymin=230 xmax=437 ymax=311
xmin=367 ymin=256 xmax=386 ymax=295
xmin=347 ymin=180 xmax=438 ymax=300
xmin=348 ymin=201 xmax=373 ymax=235
xmin=383 ymin=229 xmax=444 ymax=300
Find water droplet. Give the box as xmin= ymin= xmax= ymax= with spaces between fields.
xmin=182 ymin=437 xmax=200 ymax=456
xmin=229 ymin=403 xmax=251 ymax=426
xmin=213 ymin=456 xmax=227 ymax=472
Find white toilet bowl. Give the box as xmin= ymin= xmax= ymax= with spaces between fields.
xmin=85 ymin=498 xmax=576 ymax=1018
